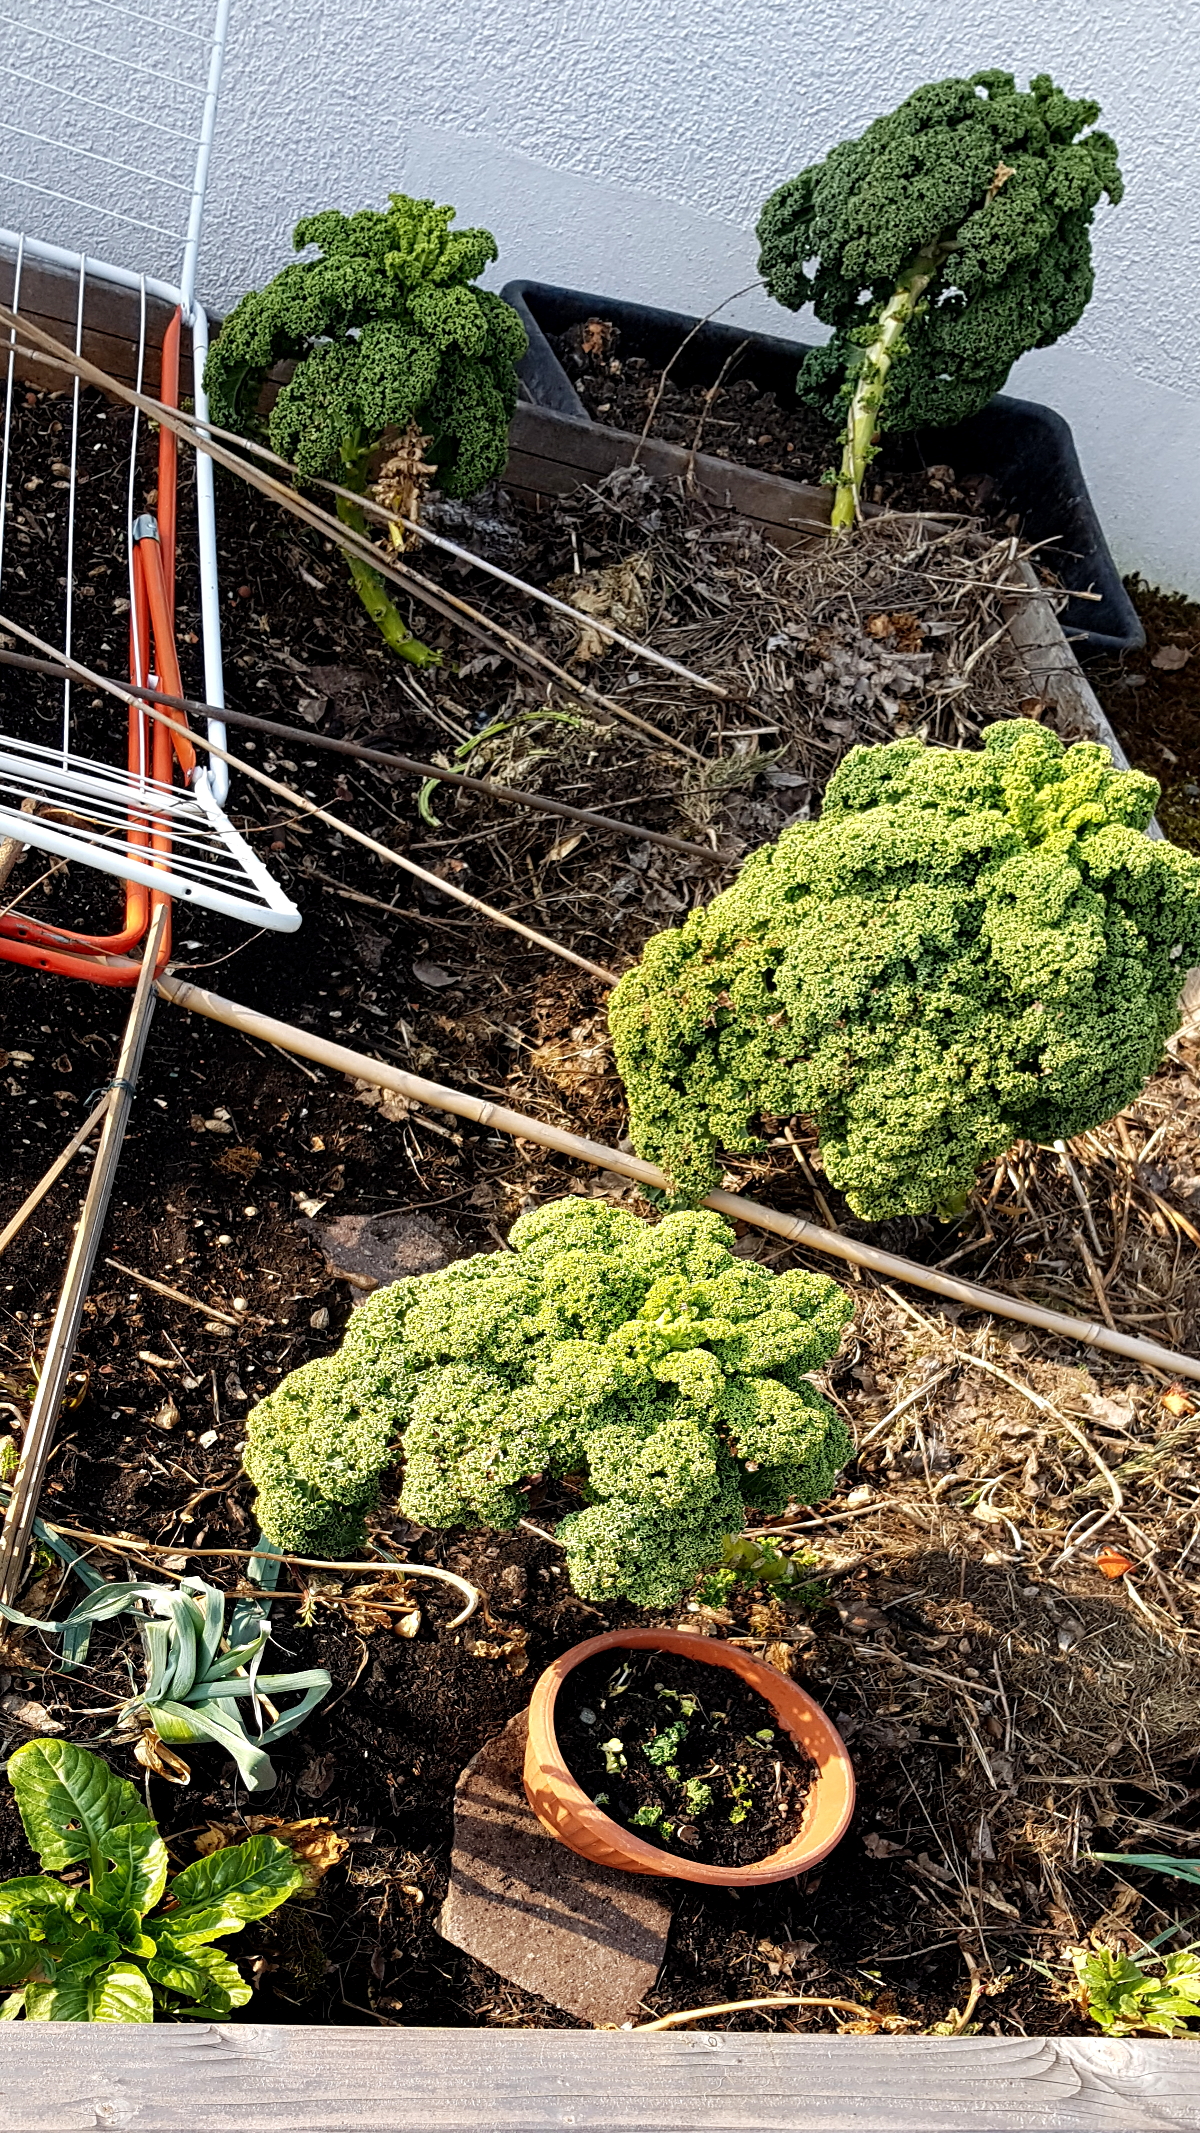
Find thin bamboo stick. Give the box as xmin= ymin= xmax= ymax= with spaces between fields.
xmin=0 ymin=644 xmax=715 ymax=864
xmin=137 ymin=412 xmax=735 ymax=701
xmin=0 ymin=614 xmax=619 ymax=988
xmin=0 ymin=1094 xmax=111 ymax=1259
xmin=157 ymin=974 xmax=1200 ymax=1384
xmin=0 ymin=307 xmax=706 ymax=764
xmin=0 ymin=907 xmax=167 ymax=1604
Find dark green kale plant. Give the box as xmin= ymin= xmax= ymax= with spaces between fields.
xmin=244 ymin=1198 xmax=853 ymax=1608
xmin=756 ymin=74 xmax=1122 ymax=528
xmin=608 ymin=721 xmax=1200 ymax=1221
xmin=204 ymin=192 xmax=527 ymax=661
xmin=0 ymin=1739 xmax=301 ymax=2022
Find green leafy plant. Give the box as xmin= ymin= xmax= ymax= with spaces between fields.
xmin=1072 ymin=1946 xmax=1200 ymax=2037
xmin=0 ymin=1577 xmax=330 ymax=1792
xmin=204 ymin=192 xmax=527 ymax=662
xmin=0 ymin=1739 xmax=301 ymax=2022
xmin=756 ymin=73 xmax=1122 ymax=528
xmin=244 ymin=1197 xmax=853 ymax=1608
xmin=1091 ymin=1852 xmax=1200 ymax=1888
xmin=609 ymin=721 xmax=1200 ymax=1222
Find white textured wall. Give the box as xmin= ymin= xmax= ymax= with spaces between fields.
xmin=5 ymin=0 xmax=1197 ymax=594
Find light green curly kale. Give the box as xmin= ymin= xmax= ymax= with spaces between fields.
xmin=203 ymin=193 xmax=527 ymax=659
xmin=608 ymin=721 xmax=1200 ymax=1223
xmin=244 ymin=1198 xmax=853 ymax=1607
xmin=756 ymin=74 xmax=1122 ymax=526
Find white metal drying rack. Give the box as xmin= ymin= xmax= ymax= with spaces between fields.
xmin=0 ymin=0 xmax=299 ymax=945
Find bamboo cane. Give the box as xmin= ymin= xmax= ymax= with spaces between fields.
xmin=0 ymin=908 xmax=167 ymax=1602
xmin=157 ymin=973 xmax=1200 ymax=1384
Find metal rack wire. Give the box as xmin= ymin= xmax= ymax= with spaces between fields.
xmin=0 ymin=0 xmax=298 ymax=972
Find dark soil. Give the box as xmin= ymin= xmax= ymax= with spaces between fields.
xmin=1 ymin=378 xmax=1196 ymax=2037
xmin=550 ymin=317 xmax=1006 ymax=523
xmin=556 ymin=1648 xmax=813 ymax=1868
xmin=1091 ymin=578 xmax=1200 ymax=854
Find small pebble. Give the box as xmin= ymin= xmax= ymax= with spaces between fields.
xmin=232 ymin=1298 xmax=248 ymax=1313
xmin=243 ymin=1205 xmax=258 ymax=1218
xmin=197 ymin=1428 xmax=218 ymax=1448
xmin=216 ymin=1233 xmax=232 ymax=1246
xmin=310 ymin=1307 xmax=330 ymax=1330
xmin=579 ymin=1708 xmax=597 ymax=1726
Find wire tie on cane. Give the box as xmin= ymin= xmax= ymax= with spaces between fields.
xmin=84 ymin=1078 xmax=136 ymax=1108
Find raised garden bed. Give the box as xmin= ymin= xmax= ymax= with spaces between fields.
xmin=1 ymin=279 xmax=1199 ymax=2091
xmin=501 ymin=281 xmax=1144 ymax=660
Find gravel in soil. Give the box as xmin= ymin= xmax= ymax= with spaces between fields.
xmin=555 ymin=1649 xmax=813 ymax=1868
xmin=1 ymin=380 xmax=1198 ymax=2036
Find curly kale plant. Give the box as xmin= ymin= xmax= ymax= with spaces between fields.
xmin=0 ymin=1739 xmax=301 ymax=2022
xmin=609 ymin=721 xmax=1200 ymax=1222
xmin=204 ymin=192 xmax=527 ymax=661
xmin=244 ymin=1199 xmax=852 ymax=1608
xmin=756 ymin=74 xmax=1122 ymax=527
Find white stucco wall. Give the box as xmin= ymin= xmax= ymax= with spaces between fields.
xmin=5 ymin=0 xmax=1197 ymax=595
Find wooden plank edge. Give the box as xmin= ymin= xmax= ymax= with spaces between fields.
xmin=0 ymin=2027 xmax=1197 ymax=2132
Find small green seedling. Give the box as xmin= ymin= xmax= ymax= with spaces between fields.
xmin=1073 ymin=1946 xmax=1200 ymax=2037
xmin=655 ymin=1683 xmax=699 ymax=1718
xmin=728 ymin=1767 xmax=754 ymax=1827
xmin=601 ymin=1739 xmax=627 ymax=1776
xmin=682 ymin=1778 xmax=714 ymax=1817
xmin=631 ymin=1802 xmax=673 ymax=1840
xmin=644 ymin=1719 xmax=688 ymax=1783
xmin=0 ymin=1740 xmax=302 ymax=2022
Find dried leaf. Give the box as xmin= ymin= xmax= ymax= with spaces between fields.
xmin=467 ymin=1622 xmax=529 ymax=1676
xmin=412 ymin=960 xmax=459 ymax=989
xmin=863 ymin=1831 xmax=908 ymax=1859
xmin=0 ymin=1694 xmax=62 ymax=1734
xmin=1162 ymin=1386 xmax=1197 ymax=1418
xmin=133 ymin=1732 xmax=191 ymax=1783
xmin=1150 ymin=643 xmax=1191 ymax=671
xmin=292 ymin=1192 xmax=327 ymax=1218
xmin=547 ymin=553 xmax=651 ymax=664
xmin=1095 ymin=1546 xmax=1136 ymax=1580
xmin=296 ymin=1754 xmax=336 ymax=1800
xmin=762 ymin=1640 xmax=794 ymax=1676
xmin=547 ymin=832 xmax=585 ymax=864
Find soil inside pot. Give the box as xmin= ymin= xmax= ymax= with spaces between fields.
xmin=555 ymin=1649 xmax=814 ymax=1869
xmin=550 ymin=317 xmax=1006 ymax=523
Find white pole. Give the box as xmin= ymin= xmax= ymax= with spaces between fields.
xmin=179 ymin=0 xmax=232 ymax=321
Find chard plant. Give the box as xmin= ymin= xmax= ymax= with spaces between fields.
xmin=0 ymin=1739 xmax=302 ymax=2022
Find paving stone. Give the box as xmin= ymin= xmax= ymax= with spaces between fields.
xmin=302 ymin=1211 xmax=458 ymax=1295
xmin=437 ymin=1710 xmax=674 ymax=2027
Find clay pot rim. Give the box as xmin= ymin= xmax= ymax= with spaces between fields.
xmin=525 ymin=1625 xmax=855 ymax=1887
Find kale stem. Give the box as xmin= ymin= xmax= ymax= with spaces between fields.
xmin=333 ymin=438 xmax=441 ymax=667
xmin=830 ymin=241 xmax=945 ymax=534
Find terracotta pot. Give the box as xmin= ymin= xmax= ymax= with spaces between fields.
xmin=523 ymin=1627 xmax=855 ymax=1888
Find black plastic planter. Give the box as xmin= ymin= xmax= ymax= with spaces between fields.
xmin=501 ymin=280 xmax=1142 ymax=659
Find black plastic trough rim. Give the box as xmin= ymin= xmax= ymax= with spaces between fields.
xmin=501 ymin=278 xmax=1143 ymax=661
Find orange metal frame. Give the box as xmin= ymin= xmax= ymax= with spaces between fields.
xmin=0 ymin=310 xmax=194 ymax=986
